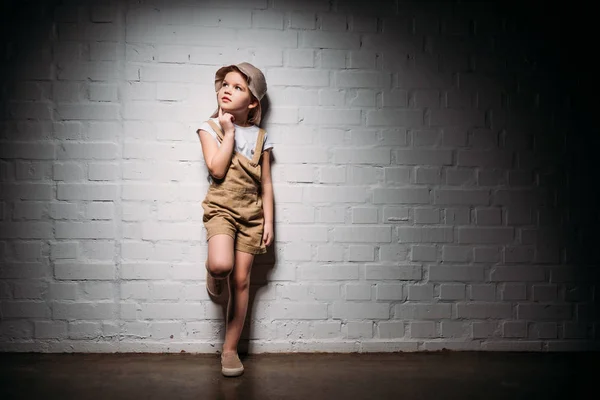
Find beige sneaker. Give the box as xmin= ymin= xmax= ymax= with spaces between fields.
xmin=206 ymin=269 xmax=224 ymax=297
xmin=221 ymin=352 xmax=244 ymax=377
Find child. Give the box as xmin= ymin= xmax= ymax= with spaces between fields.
xmin=196 ymin=62 xmax=274 ymax=377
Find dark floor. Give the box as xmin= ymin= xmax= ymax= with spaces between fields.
xmin=0 ymin=352 xmax=596 ymax=399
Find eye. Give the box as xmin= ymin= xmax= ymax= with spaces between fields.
xmin=235 ymin=86 xmax=242 ymax=91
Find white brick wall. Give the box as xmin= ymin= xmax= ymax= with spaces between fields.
xmin=0 ymin=0 xmax=597 ymax=353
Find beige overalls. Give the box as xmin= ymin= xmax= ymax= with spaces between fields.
xmin=200 ymin=119 xmax=267 ymax=255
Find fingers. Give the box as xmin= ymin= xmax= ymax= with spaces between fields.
xmin=263 ymin=232 xmax=272 ymax=246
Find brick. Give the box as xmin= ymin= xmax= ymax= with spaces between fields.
xmin=502 ymin=321 xmax=527 ymax=338
xmin=53 ymin=162 xmax=84 ymax=181
xmin=13 ymin=202 xmax=44 ymax=220
xmin=301 ymin=31 xmax=359 ymax=49
xmin=373 ymin=188 xmax=429 ymax=204
xmin=351 ymin=208 xmax=378 ymax=224
xmin=414 ymin=208 xmax=440 ymax=224
xmin=530 ymin=322 xmax=557 ymax=339
xmin=345 ymin=284 xmax=371 ymax=300
xmin=318 ymin=88 xmax=345 ymax=106
xmin=299 ymin=265 xmax=359 ymax=281
xmin=491 ymin=266 xmax=545 ymax=282
xmin=333 ymin=149 xmax=390 ymax=164
xmin=317 ymin=207 xmax=346 ymax=223
xmin=475 ymin=208 xmax=502 ymax=225
xmin=441 ymin=321 xmax=466 ymax=338
xmin=440 ymin=284 xmax=465 ymax=300
xmin=348 ymin=166 xmax=383 ymax=185
xmin=457 ymin=303 xmax=512 ymax=319
xmin=269 ymin=68 xmax=328 ymax=87
xmin=473 ymin=247 xmax=500 ymax=263
xmin=472 ymin=322 xmax=497 ymax=339
xmin=378 ymin=321 xmax=405 ymax=339
xmin=57 ymin=103 xmax=120 ymax=120
xmin=395 ymin=304 xmax=451 ymax=320
xmin=89 ymin=163 xmax=119 ymax=181
xmin=315 ymin=245 xmax=344 ymax=262
xmin=469 ymin=284 xmax=496 ymax=301
xmin=446 ymin=169 xmax=475 ymax=186
xmin=493 ymin=189 xmax=549 ymax=207
xmin=290 ymin=12 xmax=316 ymax=29
xmin=54 ymin=262 xmax=115 ymax=280
xmin=411 ymin=245 xmax=437 ymax=262
xmin=313 ymin=321 xmax=341 ymax=338
xmin=50 ymin=242 xmax=78 ymax=260
xmin=407 ymin=285 xmax=434 ymax=301
xmin=348 ymin=245 xmax=374 ymax=261
xmin=397 ymin=227 xmax=453 ymax=243
xmin=410 ymin=321 xmax=436 ymax=338
xmin=376 ymin=284 xmax=403 ymax=301
xmin=458 ymin=227 xmax=514 ymax=244
xmin=313 ymin=284 xmax=341 ymax=300
xmin=300 ymin=108 xmax=361 ymax=126
xmin=16 ymin=161 xmax=51 ymax=180
xmin=434 ymin=189 xmax=489 ymax=205
xmin=333 ymin=227 xmax=391 ymax=243
xmin=271 ymin=302 xmax=327 ymax=320
xmin=445 ymin=208 xmax=470 ymax=225
xmin=337 ymin=71 xmax=390 ymax=88
xmin=394 ymin=149 xmax=452 ymax=165
xmin=252 ymin=10 xmax=284 ymax=29
xmin=0 ymin=143 xmax=55 ymax=160
xmin=415 ymin=167 xmax=442 ymax=184
xmin=367 ymin=110 xmax=423 ymax=128
xmin=348 ymin=51 xmax=377 ymax=69
xmin=517 ymin=304 xmax=572 ymax=320
xmin=442 ymin=246 xmax=471 ymax=262
xmin=0 ymin=222 xmax=53 ymax=239
xmin=332 ymin=301 xmax=389 ymax=319
xmin=379 ymin=244 xmax=409 ymax=262
xmin=85 ymin=202 xmax=115 ymax=220
xmin=365 ymin=264 xmax=422 ymax=281
xmin=346 ymin=322 xmax=373 ymax=339
xmin=34 ymin=321 xmax=68 ymax=339
xmin=429 ymin=266 xmax=484 ymax=282
xmin=531 ymin=285 xmax=558 ymax=302
xmin=383 ymin=167 xmax=410 ymax=184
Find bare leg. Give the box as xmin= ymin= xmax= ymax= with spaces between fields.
xmin=222 ymin=250 xmax=254 ymax=354
xmin=206 ymin=234 xmax=235 ymax=278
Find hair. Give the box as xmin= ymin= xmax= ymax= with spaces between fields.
xmin=211 ymin=66 xmax=262 ymax=126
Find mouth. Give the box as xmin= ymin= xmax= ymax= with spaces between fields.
xmin=221 ymin=96 xmax=231 ymax=102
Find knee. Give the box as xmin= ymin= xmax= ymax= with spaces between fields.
xmin=231 ymin=273 xmax=250 ymax=291
xmin=207 ymin=258 xmax=233 ymax=278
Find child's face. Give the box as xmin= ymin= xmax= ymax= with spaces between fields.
xmin=217 ymin=71 xmax=257 ymax=116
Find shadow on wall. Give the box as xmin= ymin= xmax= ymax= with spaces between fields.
xmin=509 ymin=2 xmax=599 ymax=322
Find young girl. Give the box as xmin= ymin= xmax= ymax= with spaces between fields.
xmin=196 ymin=62 xmax=274 ymax=377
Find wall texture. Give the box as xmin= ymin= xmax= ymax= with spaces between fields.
xmin=0 ymin=0 xmax=598 ymax=353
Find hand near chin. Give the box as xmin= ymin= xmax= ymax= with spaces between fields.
xmin=218 ymin=107 xmax=235 ymax=135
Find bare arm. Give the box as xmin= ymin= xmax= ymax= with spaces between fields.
xmin=261 ymin=149 xmax=274 ymax=246
xmin=197 ymin=109 xmax=236 ymax=180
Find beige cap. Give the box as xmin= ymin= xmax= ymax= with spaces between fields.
xmin=214 ymin=62 xmax=267 ymax=101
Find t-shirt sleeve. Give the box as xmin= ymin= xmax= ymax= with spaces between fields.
xmin=197 ymin=120 xmax=219 ymax=145
xmin=262 ymin=131 xmax=274 ymax=152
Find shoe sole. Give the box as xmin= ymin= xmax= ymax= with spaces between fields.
xmin=206 ymin=270 xmax=223 ymax=297
xmin=221 ymin=366 xmax=244 ymax=377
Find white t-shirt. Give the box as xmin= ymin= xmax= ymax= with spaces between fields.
xmin=199 ymin=118 xmax=273 ymax=161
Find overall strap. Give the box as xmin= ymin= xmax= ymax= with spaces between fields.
xmin=251 ymin=128 xmax=266 ymax=165
xmin=206 ymin=119 xmax=224 ymax=142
